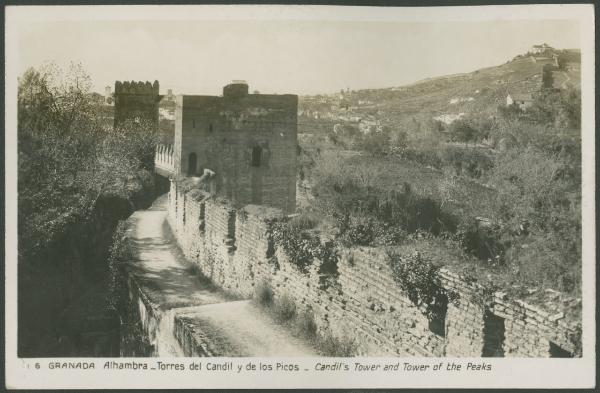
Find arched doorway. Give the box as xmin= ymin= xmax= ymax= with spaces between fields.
xmin=188 ymin=152 xmax=197 ymax=175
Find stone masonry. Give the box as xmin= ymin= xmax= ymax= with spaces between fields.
xmin=171 ymin=81 xmax=298 ymax=213
xmin=114 ymin=80 xmax=161 ymax=129
xmin=166 ymin=180 xmax=582 ymax=358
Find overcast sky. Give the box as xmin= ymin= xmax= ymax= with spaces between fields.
xmin=14 ymin=13 xmax=580 ymax=96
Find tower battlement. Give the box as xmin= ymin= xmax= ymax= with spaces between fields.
xmin=113 ymin=80 xmax=161 ymax=129
xmin=115 ymin=80 xmax=160 ymax=95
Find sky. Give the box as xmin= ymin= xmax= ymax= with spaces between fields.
xmin=13 ymin=9 xmax=581 ymax=96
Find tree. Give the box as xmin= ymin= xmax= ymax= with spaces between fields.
xmin=450 ymin=119 xmax=478 ymax=145
xmin=18 ymin=63 xmax=160 ymax=261
xmin=542 ymin=64 xmax=554 ymax=89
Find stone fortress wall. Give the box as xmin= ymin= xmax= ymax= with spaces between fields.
xmin=167 ymin=180 xmax=581 ymax=358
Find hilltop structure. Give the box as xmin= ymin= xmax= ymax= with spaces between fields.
xmin=531 ymin=43 xmax=553 ymax=54
xmin=152 ymin=80 xmax=298 ymax=214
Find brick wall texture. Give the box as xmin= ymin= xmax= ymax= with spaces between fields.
xmin=167 ymin=180 xmax=581 ymax=357
xmin=173 ymin=90 xmax=297 ymax=213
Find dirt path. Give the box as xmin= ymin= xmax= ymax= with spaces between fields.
xmin=125 ymin=195 xmax=317 ymax=357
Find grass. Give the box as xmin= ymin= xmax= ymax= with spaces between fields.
xmin=253 ymin=282 xmax=358 ymax=356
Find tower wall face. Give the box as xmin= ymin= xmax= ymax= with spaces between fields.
xmin=174 ymin=88 xmax=298 ymax=213
xmin=114 ymin=80 xmax=161 ymax=129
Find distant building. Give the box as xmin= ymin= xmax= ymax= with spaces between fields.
xmin=104 ymin=86 xmax=114 ymax=106
xmin=166 ymin=89 xmax=174 ymax=101
xmin=506 ymin=92 xmax=534 ymax=110
xmin=358 ymin=118 xmax=381 ymax=135
xmin=531 ymin=43 xmax=553 ymax=54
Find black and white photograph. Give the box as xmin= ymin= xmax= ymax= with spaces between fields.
xmin=4 ymin=3 xmax=595 ymax=389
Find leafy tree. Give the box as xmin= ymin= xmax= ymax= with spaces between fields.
xmin=18 ymin=63 xmax=160 ymax=262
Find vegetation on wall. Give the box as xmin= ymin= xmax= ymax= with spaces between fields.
xmin=106 ymin=220 xmax=134 ymax=312
xmin=387 ymin=250 xmax=458 ymax=321
xmin=271 ymin=219 xmax=338 ymax=276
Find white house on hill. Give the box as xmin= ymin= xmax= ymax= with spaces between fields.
xmin=506 ymin=92 xmax=534 ymax=110
xmin=531 ymin=43 xmax=553 ymax=54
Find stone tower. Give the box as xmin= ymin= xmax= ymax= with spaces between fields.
xmin=114 ymin=80 xmax=161 ymax=129
xmin=173 ymin=81 xmax=298 ymax=213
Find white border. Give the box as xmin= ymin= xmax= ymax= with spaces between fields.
xmin=4 ymin=4 xmax=596 ymax=389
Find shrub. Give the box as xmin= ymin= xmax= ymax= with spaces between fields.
xmin=272 ymin=221 xmax=338 ymax=275
xmin=287 ymin=212 xmax=320 ymax=231
xmin=359 ymin=129 xmax=391 ymax=156
xmin=295 ymin=310 xmax=318 ymax=338
xmin=439 ymin=147 xmax=494 ymax=178
xmin=254 ymin=281 xmax=274 ymax=307
xmin=273 ymin=294 xmax=297 ymax=323
xmin=318 ymin=333 xmax=357 ymax=357
xmin=457 ymin=220 xmax=505 ymax=262
xmin=338 ymin=214 xmax=407 ymax=247
xmin=387 ymin=250 xmax=458 ymax=321
xmin=395 ymin=147 xmax=443 ymax=169
xmin=106 ymin=220 xmax=133 ymax=312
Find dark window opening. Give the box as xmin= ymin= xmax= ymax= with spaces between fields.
xmin=209 ymin=123 xmax=213 ymax=133
xmin=549 ymin=341 xmax=573 ymax=358
xmin=188 ymin=152 xmax=197 ymax=175
xmin=482 ymin=310 xmax=505 ymax=357
xmin=251 ymin=146 xmax=262 ymax=167
xmin=192 ymin=119 xmax=196 ymax=128
xmin=428 ymin=293 xmax=448 ymax=337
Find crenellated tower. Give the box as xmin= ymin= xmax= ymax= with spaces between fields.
xmin=114 ymin=80 xmax=162 ymax=129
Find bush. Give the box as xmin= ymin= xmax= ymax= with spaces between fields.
xmin=318 ymin=333 xmax=357 ymax=357
xmin=287 ymin=212 xmax=320 ymax=231
xmin=254 ymin=281 xmax=274 ymax=307
xmin=295 ymin=310 xmax=318 ymax=338
xmin=273 ymin=294 xmax=297 ymax=323
xmin=387 ymin=250 xmax=458 ymax=321
xmin=338 ymin=214 xmax=407 ymax=247
xmin=106 ymin=220 xmax=133 ymax=311
xmin=439 ymin=147 xmax=494 ymax=178
xmin=485 ymin=145 xmax=581 ymax=293
xmin=359 ymin=129 xmax=390 ymax=156
xmin=395 ymin=147 xmax=443 ymax=169
xmin=449 ymin=119 xmax=480 ymax=145
xmin=272 ymin=221 xmax=338 ymax=275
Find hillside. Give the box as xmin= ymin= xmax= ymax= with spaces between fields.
xmin=299 ymin=48 xmax=580 ymax=130
xmin=295 ymin=47 xmax=582 ymax=299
